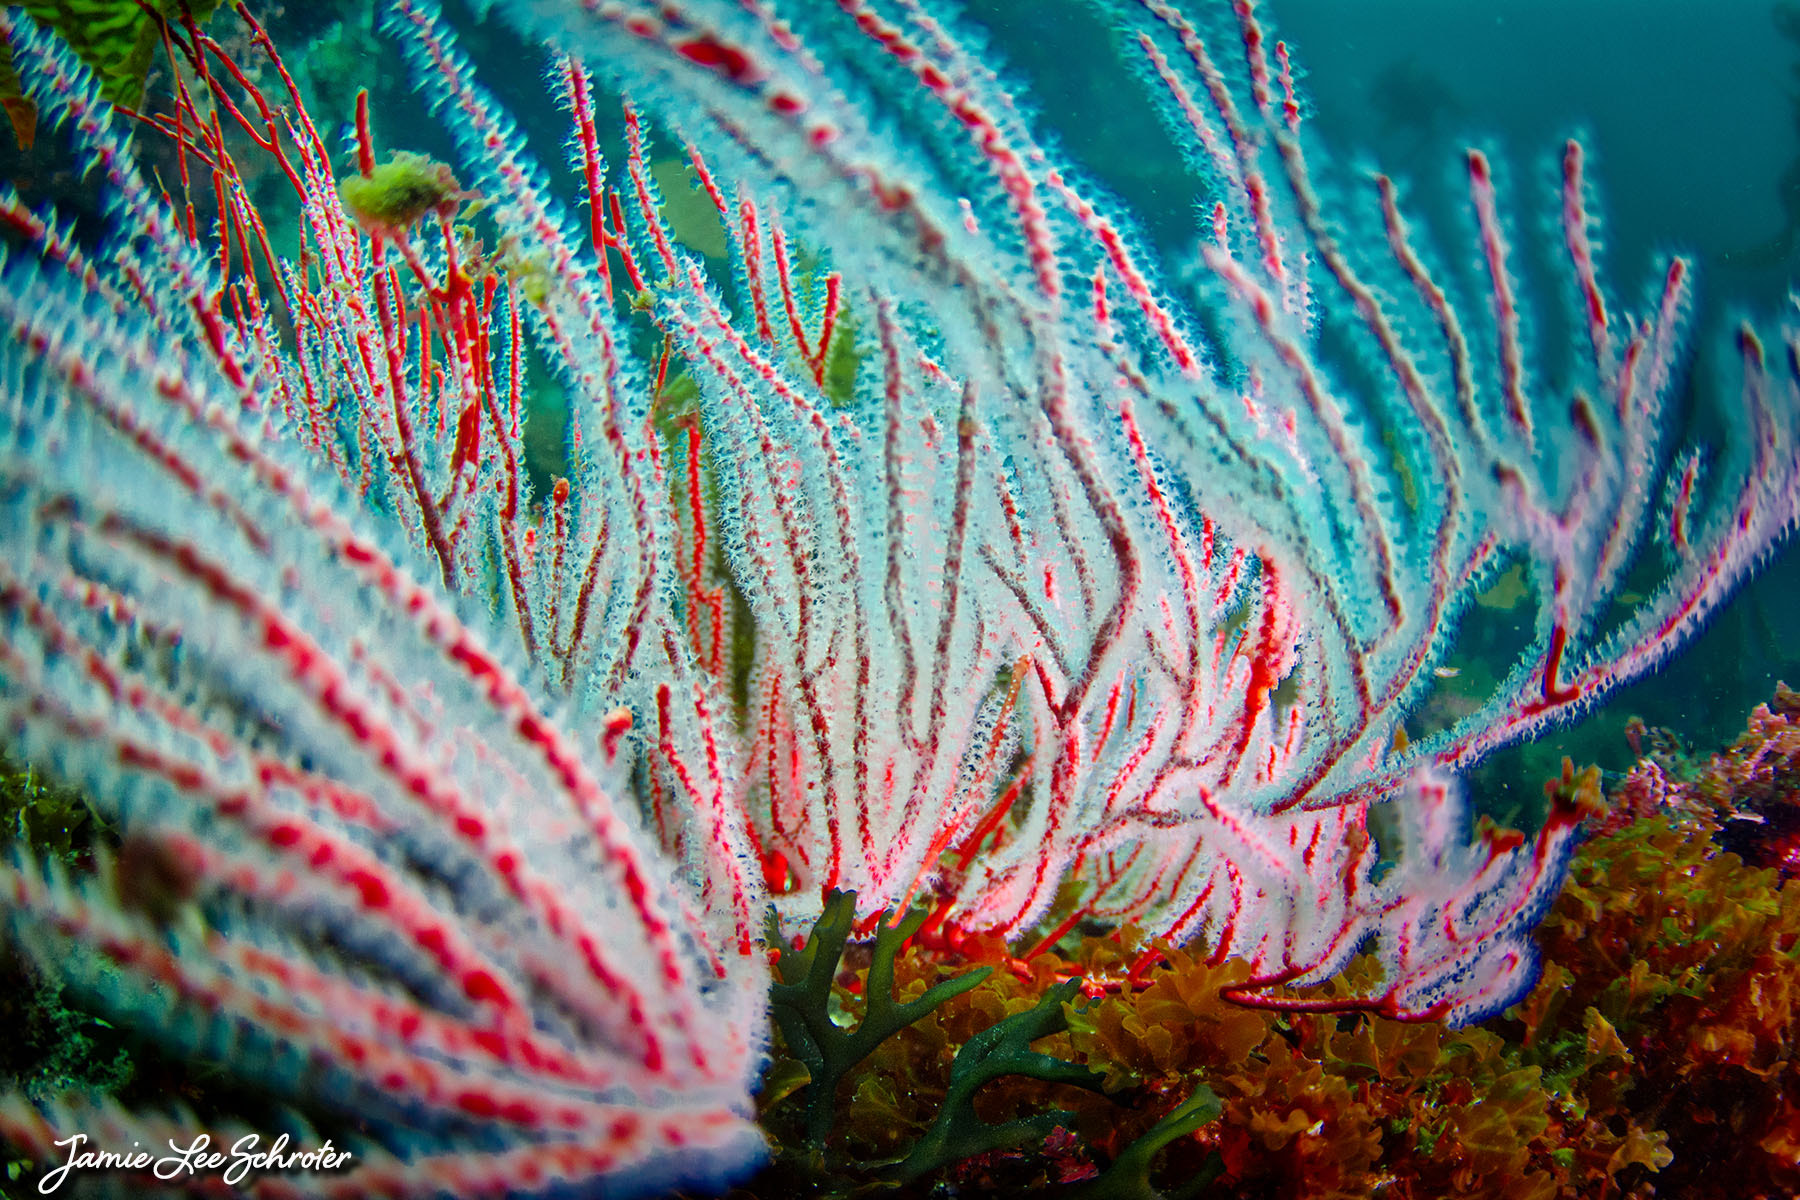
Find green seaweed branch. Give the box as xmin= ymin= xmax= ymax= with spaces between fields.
xmin=768 ymin=890 xmax=991 ymax=1153
xmin=1072 ymin=1084 xmax=1225 ymax=1200
xmin=892 ymin=977 xmax=1106 ymax=1181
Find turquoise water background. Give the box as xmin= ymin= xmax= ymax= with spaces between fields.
xmin=1269 ymin=0 xmax=1800 ymax=798
xmin=956 ymin=0 xmax=1800 ymax=815
xmin=278 ymin=0 xmax=1800 ymax=819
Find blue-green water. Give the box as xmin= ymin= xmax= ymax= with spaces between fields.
xmin=1 ymin=2 xmax=1796 ymax=1193
xmin=255 ymin=0 xmax=1800 ymax=813
xmin=1283 ymin=0 xmax=1800 ymax=798
xmin=956 ymin=0 xmax=1800 ymax=808
xmin=1282 ymin=0 xmax=1800 ymax=793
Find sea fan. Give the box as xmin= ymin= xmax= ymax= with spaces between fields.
xmin=1 ymin=0 xmax=1797 ymax=1194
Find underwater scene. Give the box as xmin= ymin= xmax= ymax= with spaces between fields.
xmin=0 ymin=0 xmax=1798 ymax=1196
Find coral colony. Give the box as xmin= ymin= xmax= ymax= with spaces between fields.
xmin=0 ymin=0 xmax=1795 ymax=1193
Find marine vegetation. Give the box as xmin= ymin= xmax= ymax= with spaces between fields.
xmin=337 ymin=149 xmax=468 ymax=234
xmin=0 ymin=0 xmax=1796 ymax=1195
xmin=737 ymin=697 xmax=1800 ymax=1199
xmin=0 ymin=0 xmax=231 ymax=147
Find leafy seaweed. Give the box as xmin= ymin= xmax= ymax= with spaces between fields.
xmin=1 ymin=0 xmax=231 ymax=149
